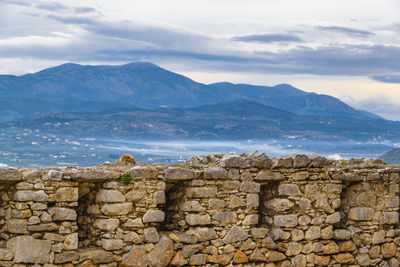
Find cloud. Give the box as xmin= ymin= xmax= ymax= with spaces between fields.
xmin=74 ymin=7 xmax=96 ymax=14
xmin=232 ymin=33 xmax=302 ymax=43
xmin=35 ymin=1 xmax=68 ymax=11
xmin=317 ymin=26 xmax=374 ymax=37
xmin=1 ymin=0 xmax=31 ymax=7
xmin=372 ymin=75 xmax=400 ymax=84
xmin=343 ymin=95 xmax=400 ymax=121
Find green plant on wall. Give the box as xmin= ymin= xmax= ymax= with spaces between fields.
xmin=120 ymin=172 xmax=132 ymax=185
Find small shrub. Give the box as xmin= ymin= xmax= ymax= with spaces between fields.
xmin=120 ymin=172 xmax=132 ymax=185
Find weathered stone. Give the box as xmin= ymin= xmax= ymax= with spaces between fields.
xmin=147 ymin=236 xmax=174 ymax=267
xmin=6 ymin=218 xmax=27 ymax=234
xmin=356 ymin=254 xmax=371 ymax=266
xmin=249 ymin=248 xmax=266 ymax=261
xmin=121 ymin=245 xmax=147 ymax=267
xmin=0 ymin=168 xmax=22 ymax=182
xmin=246 ymin=151 xmax=273 ymax=168
xmin=204 ymin=167 xmax=228 ymax=179
xmin=286 ymin=242 xmax=303 ymax=256
xmin=123 ymin=218 xmax=144 ymax=228
xmin=305 ymin=226 xmax=321 ymax=240
xmin=55 ymin=187 xmax=79 ymax=202
xmin=165 ymin=168 xmax=195 ymax=180
xmin=54 ymin=251 xmax=79 ymax=264
xmin=15 ymin=190 xmax=48 ymax=202
xmin=194 ymin=228 xmax=217 ymax=241
xmin=291 ymin=229 xmax=304 ymax=241
xmin=243 ymin=214 xmax=259 ymax=225
xmin=339 ymin=240 xmax=356 ymax=252
xmin=144 ymin=228 xmax=160 ymax=243
xmin=219 ymin=154 xmax=249 ymax=168
xmin=274 ymin=214 xmax=298 ymax=228
xmin=154 ymin=190 xmax=166 ymax=204
xmin=325 ymin=212 xmax=340 ymax=224
xmin=28 ymin=223 xmax=58 ymax=231
xmin=189 ymin=253 xmax=209 ymax=265
xmin=186 ymin=214 xmax=211 ymax=225
xmin=44 ymin=169 xmax=63 ymax=181
xmin=321 ymin=225 xmax=333 ymax=239
xmin=293 ymin=154 xmax=311 ymax=168
xmin=255 ymin=170 xmax=285 ymax=181
xmin=323 ymin=242 xmax=339 ymax=254
xmin=31 ymin=203 xmax=47 ymax=210
xmin=292 ymin=254 xmax=307 ymax=267
xmin=44 ymin=233 xmax=65 ymax=242
xmin=212 ymin=212 xmax=236 ymax=224
xmin=130 ymin=165 xmax=157 ymax=179
xmin=124 ymin=232 xmax=142 ymax=243
xmin=278 ymin=184 xmax=301 ymax=196
xmin=7 ymin=236 xmax=51 ymax=264
xmin=292 ymin=171 xmax=310 ymax=180
xmin=125 ymin=189 xmax=146 ymax=202
xmin=63 ymin=233 xmax=78 ymax=250
xmin=372 ymin=230 xmax=386 ymax=244
xmin=314 ymin=255 xmax=330 ymax=266
xmin=27 ymin=215 xmax=40 ymax=225
xmin=101 ymin=239 xmax=123 ymax=250
xmin=209 ymin=253 xmax=233 ymax=265
xmin=246 ymin=193 xmax=259 ymax=208
xmin=12 ymin=209 xmax=31 ymax=218
xmin=182 ymin=244 xmax=204 ymax=258
xmin=69 ymin=169 xmax=120 ymax=181
xmin=266 ymin=250 xmax=286 ymax=262
xmin=143 ymin=210 xmax=165 ymax=223
xmin=96 ymin=189 xmax=125 ymax=203
xmin=334 ymin=229 xmax=351 ymax=240
xmin=170 ymin=251 xmax=188 ymax=266
xmin=223 ymin=226 xmax=249 ymax=244
xmin=186 ymin=187 xmax=217 ymax=198
xmin=233 ymin=250 xmax=248 ymax=263
xmin=348 ymin=207 xmax=374 ymax=220
xmin=239 ymin=182 xmax=260 ymax=193
xmin=0 ymin=248 xmax=13 ymax=260
xmin=382 ymin=211 xmax=399 ymax=224
xmin=334 ymin=253 xmax=355 ymax=264
xmin=94 ymin=218 xmax=119 ymax=231
xmin=101 ymin=203 xmax=132 ymax=216
xmin=381 ymin=243 xmax=397 ymax=258
xmin=266 ymin=198 xmax=294 ymax=211
xmin=48 ymin=207 xmax=77 ymax=221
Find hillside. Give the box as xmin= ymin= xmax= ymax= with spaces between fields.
xmin=0 ymin=62 xmax=380 ymax=121
xmin=381 ymin=148 xmax=400 ymax=164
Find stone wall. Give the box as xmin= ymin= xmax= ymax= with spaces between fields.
xmin=0 ymin=152 xmax=399 ymax=266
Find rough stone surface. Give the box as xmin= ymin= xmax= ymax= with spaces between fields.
xmin=7 ymin=236 xmax=51 ymax=264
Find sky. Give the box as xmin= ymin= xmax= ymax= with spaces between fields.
xmin=1 ymin=0 xmax=400 ymax=119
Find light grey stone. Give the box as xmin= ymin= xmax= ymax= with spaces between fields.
xmin=154 ymin=191 xmax=166 ymax=204
xmin=246 ymin=151 xmax=273 ymax=168
xmin=278 ymin=184 xmax=301 ymax=196
xmin=7 ymin=236 xmax=51 ymax=264
xmin=194 ymin=228 xmax=218 ymax=241
xmin=64 ymin=233 xmax=78 ymax=250
xmin=222 ymin=226 xmax=249 ymax=244
xmin=96 ymin=189 xmax=125 ymax=203
xmin=15 ymin=190 xmax=48 ymax=202
xmin=48 ymin=207 xmax=77 ymax=221
xmin=186 ymin=214 xmax=211 ymax=225
xmin=348 ymin=207 xmax=374 ymax=221
xmin=101 ymin=203 xmax=132 ymax=216
xmin=204 ymin=167 xmax=228 ymax=179
xmin=165 ymin=168 xmax=195 ymax=180
xmin=247 ymin=193 xmax=259 ymax=208
xmin=255 ymin=170 xmax=285 ymax=181
xmin=274 ymin=215 xmax=298 ymax=228
xmin=44 ymin=170 xmax=63 ymax=181
xmin=212 ymin=212 xmax=236 ymax=224
xmin=144 ymin=227 xmax=160 ymax=243
xmin=219 ymin=154 xmax=249 ymax=168
xmin=94 ymin=218 xmax=120 ymax=231
xmin=123 ymin=218 xmax=144 ymax=228
xmin=239 ymin=182 xmax=260 ymax=193
xmin=325 ymin=212 xmax=341 ymax=224
xmin=143 ymin=209 xmax=165 ymax=223
xmin=101 ymin=239 xmax=123 ymax=250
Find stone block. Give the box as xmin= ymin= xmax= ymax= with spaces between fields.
xmin=204 ymin=167 xmax=228 ymax=179
xmin=274 ymin=215 xmax=298 ymax=228
xmin=144 ymin=227 xmax=160 ymax=243
xmin=143 ymin=209 xmax=165 ymax=223
xmin=222 ymin=226 xmax=249 ymax=244
xmin=96 ymin=189 xmax=125 ymax=203
xmin=239 ymin=182 xmax=260 ymax=193
xmin=14 ymin=190 xmax=48 ymax=202
xmin=125 ymin=189 xmax=146 ymax=202
xmin=6 ymin=218 xmax=27 ymax=234
xmin=246 ymin=193 xmax=259 ymax=208
xmin=94 ymin=218 xmax=120 ymax=231
xmin=165 ymin=168 xmax=195 ymax=180
xmin=278 ymin=184 xmax=301 ymax=196
xmin=186 ymin=214 xmax=211 ymax=225
xmin=219 ymin=154 xmax=249 ymax=168
xmin=348 ymin=207 xmax=374 ymax=221
xmin=101 ymin=239 xmax=123 ymax=251
xmin=212 ymin=212 xmax=236 ymax=224
xmin=55 ymin=187 xmax=79 ymax=202
xmin=185 ymin=187 xmax=217 ymax=198
xmin=255 ymin=170 xmax=285 ymax=181
xmin=48 ymin=207 xmax=77 ymax=221
xmin=7 ymin=236 xmax=51 ymax=264
xmin=101 ymin=203 xmax=132 ymax=216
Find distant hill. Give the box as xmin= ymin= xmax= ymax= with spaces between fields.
xmin=0 ymin=62 xmax=381 ymax=121
xmin=4 ymin=99 xmax=400 ymax=141
xmin=381 ymin=148 xmax=400 ymax=164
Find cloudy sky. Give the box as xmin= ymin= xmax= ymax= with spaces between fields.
xmin=1 ymin=0 xmax=400 ymax=119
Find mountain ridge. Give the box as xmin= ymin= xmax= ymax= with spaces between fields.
xmin=0 ymin=62 xmax=382 ymax=121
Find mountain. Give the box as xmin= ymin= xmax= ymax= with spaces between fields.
xmin=0 ymin=62 xmax=381 ymax=120
xmin=4 ymin=99 xmax=400 ymax=141
xmin=381 ymin=148 xmax=400 ymax=164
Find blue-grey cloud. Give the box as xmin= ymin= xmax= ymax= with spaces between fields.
xmin=317 ymin=26 xmax=374 ymax=37
xmin=1 ymin=0 xmax=31 ymax=7
xmin=232 ymin=33 xmax=302 ymax=43
xmin=46 ymin=15 xmax=95 ymax=25
xmin=372 ymin=75 xmax=400 ymax=84
xmin=35 ymin=2 xmax=68 ymax=11
xmin=74 ymin=7 xmax=96 ymax=14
